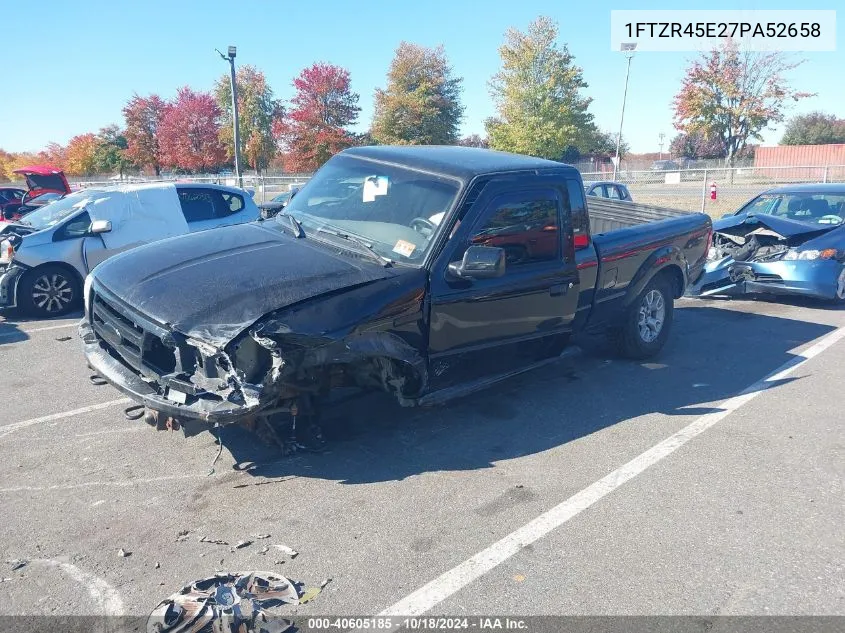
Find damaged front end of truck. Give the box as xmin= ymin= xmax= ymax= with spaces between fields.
xmin=686 ymin=213 xmax=845 ymax=302
xmin=79 ymin=282 xmax=428 ymax=450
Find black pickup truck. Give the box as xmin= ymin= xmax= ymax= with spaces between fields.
xmin=80 ymin=146 xmax=711 ymax=443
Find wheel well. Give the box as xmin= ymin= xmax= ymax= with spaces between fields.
xmin=22 ymin=262 xmax=84 ymax=291
xmin=655 ymin=265 xmax=685 ymax=299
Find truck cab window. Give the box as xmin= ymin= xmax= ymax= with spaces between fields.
xmin=567 ymin=179 xmax=591 ymax=249
xmin=468 ymin=195 xmax=559 ymax=267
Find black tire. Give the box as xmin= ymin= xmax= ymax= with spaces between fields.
xmin=613 ymin=275 xmax=674 ymax=359
xmin=17 ymin=265 xmax=81 ymax=317
xmin=832 ymin=265 xmax=845 ymax=306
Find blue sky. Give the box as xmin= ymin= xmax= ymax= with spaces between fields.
xmin=3 ymin=0 xmax=842 ymax=154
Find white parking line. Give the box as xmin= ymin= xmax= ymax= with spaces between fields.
xmin=0 ymin=398 xmax=131 ymax=440
xmin=379 ymin=326 xmax=845 ymax=619
xmin=0 ymin=322 xmax=77 ymax=339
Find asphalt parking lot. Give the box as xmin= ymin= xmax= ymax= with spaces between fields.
xmin=0 ymin=297 xmax=843 ymax=621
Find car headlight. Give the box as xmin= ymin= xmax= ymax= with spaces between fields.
xmin=0 ymin=239 xmax=12 ymax=265
xmin=83 ymin=273 xmax=94 ymax=312
xmin=783 ymin=248 xmax=839 ymax=261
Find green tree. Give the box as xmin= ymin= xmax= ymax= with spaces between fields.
xmin=371 ymin=43 xmax=464 ymax=145
xmin=781 ymin=112 xmax=845 ymax=146
xmin=673 ymin=39 xmax=812 ymax=165
xmin=93 ymin=125 xmax=134 ymax=177
xmin=485 ymin=16 xmax=598 ymax=160
xmin=215 ymin=66 xmax=282 ymax=173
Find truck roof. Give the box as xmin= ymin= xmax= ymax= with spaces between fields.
xmin=343 ymin=146 xmax=572 ymax=180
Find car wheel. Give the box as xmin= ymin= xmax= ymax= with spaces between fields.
xmin=18 ymin=265 xmax=81 ymax=317
xmin=613 ymin=275 xmax=674 ymax=359
xmin=833 ymin=266 xmax=845 ymax=305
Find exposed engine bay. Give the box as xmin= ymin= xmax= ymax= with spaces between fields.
xmin=709 ymin=227 xmax=792 ymax=263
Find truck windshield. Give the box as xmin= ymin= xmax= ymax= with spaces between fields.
xmin=280 ymin=155 xmax=461 ymax=264
xmin=19 ymin=189 xmax=106 ymax=230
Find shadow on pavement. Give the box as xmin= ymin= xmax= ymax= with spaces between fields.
xmin=216 ymin=305 xmax=834 ymax=485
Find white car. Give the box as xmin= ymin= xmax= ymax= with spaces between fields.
xmin=0 ymin=182 xmax=260 ymax=316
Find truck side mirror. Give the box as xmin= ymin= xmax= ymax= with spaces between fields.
xmin=448 ymin=245 xmax=506 ymax=280
xmin=90 ymin=220 xmax=112 ymax=234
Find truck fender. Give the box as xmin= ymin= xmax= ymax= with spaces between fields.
xmin=623 ymin=246 xmax=688 ymax=306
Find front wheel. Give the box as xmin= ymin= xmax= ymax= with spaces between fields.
xmin=18 ymin=265 xmax=81 ymax=317
xmin=832 ymin=266 xmax=845 ymax=305
xmin=613 ymin=276 xmax=674 ymax=359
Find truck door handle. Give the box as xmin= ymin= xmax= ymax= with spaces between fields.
xmin=549 ymin=282 xmax=574 ymax=296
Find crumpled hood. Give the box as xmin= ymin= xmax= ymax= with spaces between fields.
xmin=714 ymin=212 xmax=835 ymax=239
xmin=92 ymin=221 xmax=395 ymax=347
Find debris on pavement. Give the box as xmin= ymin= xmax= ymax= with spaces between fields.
xmin=117 ymin=548 xmax=131 ymax=558
xmin=7 ymin=559 xmax=27 ymax=571
xmin=199 ymin=536 xmax=229 ymax=545
xmin=254 ymin=534 xmax=271 ymax=539
xmin=55 ymin=336 xmax=73 ymax=342
xmin=258 ymin=546 xmax=270 ymax=555
xmin=271 ymin=544 xmax=298 ymax=559
xmin=299 ymin=578 xmax=332 ymax=604
xmin=231 ymin=540 xmax=253 ymax=551
xmin=155 ymin=561 xmax=161 ymax=569
xmin=148 ymin=571 xmax=309 ymax=632
xmin=175 ymin=530 xmax=190 ymax=542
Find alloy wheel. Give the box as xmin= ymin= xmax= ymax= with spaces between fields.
xmin=31 ymin=273 xmax=74 ymax=314
xmin=638 ymin=289 xmax=665 ymax=343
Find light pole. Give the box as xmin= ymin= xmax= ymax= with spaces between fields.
xmin=216 ymin=45 xmax=242 ymax=189
xmin=613 ymin=42 xmax=637 ymax=181
xmin=658 ymin=132 xmax=666 ymax=160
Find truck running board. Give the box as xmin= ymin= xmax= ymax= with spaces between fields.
xmin=411 ymin=345 xmax=582 ymax=408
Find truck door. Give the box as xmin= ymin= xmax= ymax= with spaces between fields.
xmin=427 ymin=180 xmax=580 ymax=390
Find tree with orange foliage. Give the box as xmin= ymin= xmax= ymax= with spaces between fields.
xmin=673 ymin=40 xmax=812 ymax=166
xmin=65 ymin=134 xmax=99 ymax=176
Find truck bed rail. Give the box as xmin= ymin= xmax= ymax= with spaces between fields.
xmin=588 ymin=198 xmax=691 ymax=234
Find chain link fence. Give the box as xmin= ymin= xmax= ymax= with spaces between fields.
xmin=23 ymin=163 xmax=845 ymax=217
xmin=581 ymin=165 xmax=845 ymax=218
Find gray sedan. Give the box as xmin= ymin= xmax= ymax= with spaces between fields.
xmin=584 ymin=181 xmax=633 ymax=202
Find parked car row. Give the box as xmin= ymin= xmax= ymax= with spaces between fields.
xmin=0 ymin=165 xmax=72 ymax=222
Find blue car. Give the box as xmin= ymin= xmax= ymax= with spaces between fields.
xmin=687 ymin=183 xmax=845 ymax=304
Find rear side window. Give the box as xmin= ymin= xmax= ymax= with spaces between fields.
xmin=221 ymin=191 xmax=244 ymax=213
xmin=607 ymin=186 xmax=622 ymax=200
xmin=468 ymin=192 xmax=560 ymax=267
xmin=178 ymin=189 xmax=218 ymax=222
xmin=567 ymin=180 xmax=590 ymax=250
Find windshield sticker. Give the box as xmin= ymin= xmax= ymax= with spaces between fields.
xmin=392 ymin=239 xmax=416 ymax=258
xmin=363 ymin=176 xmax=389 ymax=203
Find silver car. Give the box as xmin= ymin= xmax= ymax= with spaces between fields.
xmin=0 ymin=182 xmax=259 ymax=317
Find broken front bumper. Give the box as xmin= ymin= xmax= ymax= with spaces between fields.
xmin=80 ymin=320 xmax=266 ymax=425
xmin=686 ymin=257 xmax=843 ymax=300
xmin=0 ymin=264 xmax=22 ymax=308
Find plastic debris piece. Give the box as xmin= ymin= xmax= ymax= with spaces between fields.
xmin=299 ymin=587 xmax=321 ymax=604
xmin=513 ymin=574 xmax=526 ymax=582
xmin=56 ymin=336 xmax=73 ymax=342
xmin=8 ymin=559 xmax=27 ymax=571
xmin=258 ymin=546 xmax=269 ymax=555
xmin=199 ymin=536 xmax=229 ymax=545
xmin=271 ymin=544 xmax=298 ymax=559
xmin=232 ymin=540 xmax=253 ymax=551
xmin=117 ymin=548 xmax=130 ymax=558
xmin=320 ymin=578 xmax=332 ymax=589
xmin=254 ymin=534 xmax=271 ymax=539
xmin=155 ymin=561 xmax=161 ymax=569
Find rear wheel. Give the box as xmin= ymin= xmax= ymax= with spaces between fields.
xmin=613 ymin=275 xmax=674 ymax=359
xmin=18 ymin=265 xmax=81 ymax=317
